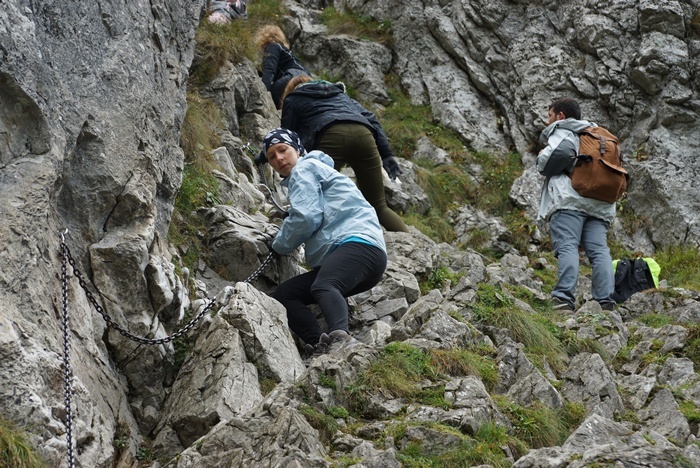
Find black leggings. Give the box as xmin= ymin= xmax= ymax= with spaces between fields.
xmin=317 ymin=123 xmax=409 ymax=232
xmin=271 ymin=242 xmax=387 ymax=345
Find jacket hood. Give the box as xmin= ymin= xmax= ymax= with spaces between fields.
xmin=302 ymin=150 xmax=335 ymax=169
xmin=289 ymin=80 xmax=346 ymax=100
xmin=540 ymin=118 xmax=595 ymax=145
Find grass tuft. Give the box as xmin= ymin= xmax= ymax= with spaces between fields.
xmin=655 ymin=244 xmax=700 ymax=290
xmin=472 ymin=284 xmax=568 ymax=372
xmin=0 ymin=419 xmax=44 ymax=468
xmin=191 ymin=0 xmax=288 ymax=86
xmin=419 ymin=267 xmax=462 ymax=295
xmin=495 ymin=398 xmax=585 ymax=448
xmin=345 ymin=342 xmax=440 ymax=415
xmin=319 ymin=7 xmax=392 ymax=44
xmin=428 ymin=348 xmax=500 ymax=391
xmin=299 ymin=405 xmax=338 ymax=445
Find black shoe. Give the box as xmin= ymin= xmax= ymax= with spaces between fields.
xmin=303 ymin=340 xmax=329 ymax=364
xmin=551 ymin=296 xmax=575 ymax=312
xmin=599 ymin=301 xmax=615 ymax=311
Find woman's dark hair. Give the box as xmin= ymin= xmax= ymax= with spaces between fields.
xmin=550 ymin=97 xmax=581 ymax=120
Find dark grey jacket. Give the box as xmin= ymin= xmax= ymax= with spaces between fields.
xmin=280 ymin=81 xmax=395 ymax=161
xmin=261 ymin=43 xmax=308 ymax=90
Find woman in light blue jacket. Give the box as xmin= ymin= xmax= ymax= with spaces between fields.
xmin=261 ymin=128 xmax=387 ymax=358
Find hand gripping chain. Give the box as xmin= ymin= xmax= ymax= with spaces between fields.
xmin=59 ymin=230 xmax=276 ymax=465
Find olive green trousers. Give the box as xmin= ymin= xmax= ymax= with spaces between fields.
xmin=316 ymin=123 xmax=408 ymax=232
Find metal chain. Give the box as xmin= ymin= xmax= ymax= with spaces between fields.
xmin=60 ymin=232 xmax=76 ymax=468
xmin=60 ymin=238 xmax=275 ymax=345
xmin=58 ymin=230 xmax=277 ymax=465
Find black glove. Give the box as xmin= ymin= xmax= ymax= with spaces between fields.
xmin=382 ymin=156 xmax=402 ymax=181
xmin=254 ymin=150 xmax=267 ymax=166
xmin=266 ymin=239 xmax=280 ymax=258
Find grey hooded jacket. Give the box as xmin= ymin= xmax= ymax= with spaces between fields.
xmin=536 ymin=118 xmax=616 ymax=224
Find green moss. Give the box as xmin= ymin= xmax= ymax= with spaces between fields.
xmin=637 ymin=313 xmax=675 ymax=328
xmin=0 ymin=419 xmax=44 ymax=468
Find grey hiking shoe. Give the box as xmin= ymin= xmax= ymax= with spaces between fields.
xmin=551 ymin=296 xmax=575 ymax=312
xmin=324 ymin=330 xmax=359 ymax=354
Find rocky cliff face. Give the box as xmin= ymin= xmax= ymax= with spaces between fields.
xmin=1 ymin=0 xmax=200 ymax=465
xmin=1 ymin=0 xmax=700 ymax=467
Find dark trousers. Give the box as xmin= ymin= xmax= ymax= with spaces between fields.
xmin=317 ymin=123 xmax=409 ymax=232
xmin=272 ymin=242 xmax=387 ymax=345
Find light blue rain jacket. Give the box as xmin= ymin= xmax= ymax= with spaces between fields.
xmin=272 ymin=150 xmax=386 ymax=268
xmin=536 ymin=118 xmax=616 ymax=225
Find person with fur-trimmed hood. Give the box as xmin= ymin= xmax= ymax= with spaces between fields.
xmin=280 ymin=75 xmax=408 ymax=232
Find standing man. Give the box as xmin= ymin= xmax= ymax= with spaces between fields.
xmin=536 ymin=97 xmax=616 ymax=312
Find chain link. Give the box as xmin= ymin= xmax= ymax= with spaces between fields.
xmin=58 ymin=231 xmax=276 ymax=464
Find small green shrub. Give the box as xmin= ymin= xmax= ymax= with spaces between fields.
xmin=191 ymin=20 xmax=259 ymax=86
xmin=318 ymin=373 xmax=337 ymax=390
xmin=0 ymin=419 xmax=44 ymax=468
xmin=393 ymin=422 xmax=522 ymax=468
xmin=679 ymin=400 xmax=700 ymax=424
xmin=259 ymin=378 xmax=278 ymax=395
xmin=401 ymin=211 xmax=456 ymax=244
xmin=326 ymin=406 xmax=349 ymax=419
xmin=419 ymin=266 xmax=462 ymax=295
xmin=179 ymin=93 xmax=224 ymax=164
xmin=683 ymin=325 xmax=700 ymax=368
xmin=416 ymin=165 xmax=477 ymax=215
xmin=192 ymin=0 xmax=290 ymax=87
